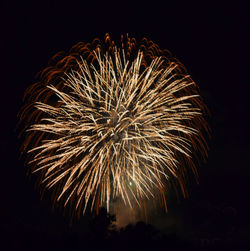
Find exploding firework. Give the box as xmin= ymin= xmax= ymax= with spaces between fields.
xmin=19 ymin=34 xmax=210 ymax=217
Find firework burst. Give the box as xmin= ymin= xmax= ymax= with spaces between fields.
xmin=19 ymin=34 xmax=210 ymax=217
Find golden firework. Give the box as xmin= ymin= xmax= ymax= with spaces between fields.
xmin=19 ymin=34 xmax=210 ymax=217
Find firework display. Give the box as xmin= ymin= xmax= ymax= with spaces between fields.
xmin=19 ymin=34 xmax=209 ymax=216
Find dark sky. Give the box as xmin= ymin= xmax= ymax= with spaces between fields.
xmin=1 ymin=1 xmax=249 ymax=250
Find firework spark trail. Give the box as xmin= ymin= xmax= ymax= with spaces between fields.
xmin=19 ymin=34 xmax=209 ymax=217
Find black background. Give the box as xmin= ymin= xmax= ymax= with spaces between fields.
xmin=1 ymin=1 xmax=250 ymax=250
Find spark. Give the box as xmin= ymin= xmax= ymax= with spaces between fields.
xmin=19 ymin=34 xmax=210 ymax=217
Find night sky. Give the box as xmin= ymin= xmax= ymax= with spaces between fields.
xmin=1 ymin=1 xmax=250 ymax=250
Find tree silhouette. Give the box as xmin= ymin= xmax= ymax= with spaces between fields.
xmin=88 ymin=207 xmax=116 ymax=240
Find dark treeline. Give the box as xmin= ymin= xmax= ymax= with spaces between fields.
xmin=2 ymin=207 xmax=244 ymax=251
